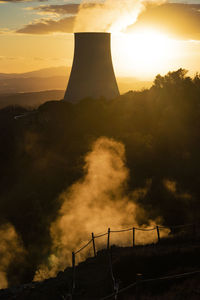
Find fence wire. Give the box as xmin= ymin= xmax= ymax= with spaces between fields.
xmin=73 ymin=223 xmax=198 ymax=257
xmin=95 ymin=232 xmax=109 ymax=238
xmin=71 ymin=222 xmax=199 ymax=299
xmin=74 ymin=239 xmax=93 ymax=255
xmin=100 ymin=269 xmax=200 ymax=300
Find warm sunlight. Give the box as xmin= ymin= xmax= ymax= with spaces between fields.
xmin=112 ymin=29 xmax=180 ymax=79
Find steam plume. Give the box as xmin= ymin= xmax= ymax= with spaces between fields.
xmin=0 ymin=223 xmax=26 ymax=289
xmin=34 ymin=137 xmax=167 ymax=280
xmin=75 ymin=0 xmax=166 ymax=33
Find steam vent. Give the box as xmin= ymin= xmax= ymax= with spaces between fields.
xmin=64 ymin=32 xmax=120 ymax=103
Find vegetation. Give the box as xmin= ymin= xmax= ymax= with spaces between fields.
xmin=0 ymin=235 xmax=200 ymax=299
xmin=0 ymin=69 xmax=200 ymax=286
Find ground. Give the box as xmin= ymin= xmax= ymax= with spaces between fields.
xmin=0 ymin=233 xmax=200 ymax=300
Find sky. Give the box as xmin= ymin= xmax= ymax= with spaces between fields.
xmin=1 ymin=0 xmax=200 ymax=79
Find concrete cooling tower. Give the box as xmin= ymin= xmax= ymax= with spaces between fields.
xmin=64 ymin=32 xmax=120 ymax=103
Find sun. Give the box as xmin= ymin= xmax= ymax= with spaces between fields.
xmin=112 ymin=28 xmax=179 ymax=79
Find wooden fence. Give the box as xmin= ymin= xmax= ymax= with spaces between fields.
xmin=70 ymin=223 xmax=198 ymax=298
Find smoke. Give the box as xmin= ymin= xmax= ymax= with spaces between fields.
xmin=34 ymin=137 xmax=167 ymax=281
xmin=75 ymin=0 xmax=166 ymax=33
xmin=0 ymin=223 xmax=26 ymax=289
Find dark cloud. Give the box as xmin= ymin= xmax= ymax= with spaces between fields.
xmin=15 ymin=3 xmax=200 ymax=38
xmin=128 ymin=3 xmax=200 ymax=40
xmin=15 ymin=3 xmax=97 ymax=34
xmin=16 ymin=16 xmax=75 ymax=34
xmin=26 ymin=3 xmax=99 ymax=16
xmin=28 ymin=4 xmax=80 ymax=15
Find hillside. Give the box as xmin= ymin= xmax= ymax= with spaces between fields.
xmin=0 ymin=234 xmax=200 ymax=300
xmin=0 ymin=69 xmax=200 ymax=292
xmin=0 ymin=67 xmax=69 ymax=95
xmin=0 ymin=66 xmax=152 ymax=95
xmin=0 ymin=90 xmax=64 ymax=109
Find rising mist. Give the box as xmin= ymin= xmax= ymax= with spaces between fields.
xmin=34 ymin=137 xmax=164 ymax=280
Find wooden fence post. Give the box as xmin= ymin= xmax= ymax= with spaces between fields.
xmin=107 ymin=228 xmax=111 ymax=250
xmin=92 ymin=232 xmax=96 ymax=257
xmin=132 ymin=227 xmax=135 ymax=247
xmin=156 ymin=226 xmax=160 ymax=243
xmin=72 ymin=251 xmax=76 ymax=293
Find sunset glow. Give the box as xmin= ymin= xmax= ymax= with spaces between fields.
xmin=112 ymin=29 xmax=180 ymax=78
xmin=0 ymin=0 xmax=200 ymax=78
xmin=1 ymin=0 xmax=200 ymax=292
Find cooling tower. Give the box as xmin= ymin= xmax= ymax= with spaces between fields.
xmin=64 ymin=32 xmax=120 ymax=103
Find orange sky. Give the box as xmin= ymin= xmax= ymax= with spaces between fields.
xmin=1 ymin=1 xmax=200 ymax=79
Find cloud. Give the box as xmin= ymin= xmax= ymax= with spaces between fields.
xmin=16 ymin=16 xmax=75 ymax=34
xmin=127 ymin=3 xmax=200 ymax=40
xmin=25 ymin=2 xmax=101 ymax=17
xmin=0 ymin=28 xmax=13 ymax=34
xmin=14 ymin=2 xmax=200 ymax=39
xmin=26 ymin=4 xmax=80 ymax=16
xmin=16 ymin=0 xmax=163 ymax=35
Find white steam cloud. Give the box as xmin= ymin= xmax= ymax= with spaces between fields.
xmin=75 ymin=0 xmax=166 ymax=33
xmin=34 ymin=137 xmax=167 ymax=281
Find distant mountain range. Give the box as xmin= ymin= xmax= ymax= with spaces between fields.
xmin=0 ymin=66 xmax=152 ymax=95
xmin=0 ymin=66 xmax=69 ymax=80
xmin=0 ymin=90 xmax=65 ymax=109
xmin=0 ymin=67 xmax=70 ymax=95
xmin=0 ymin=66 xmax=152 ymax=108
